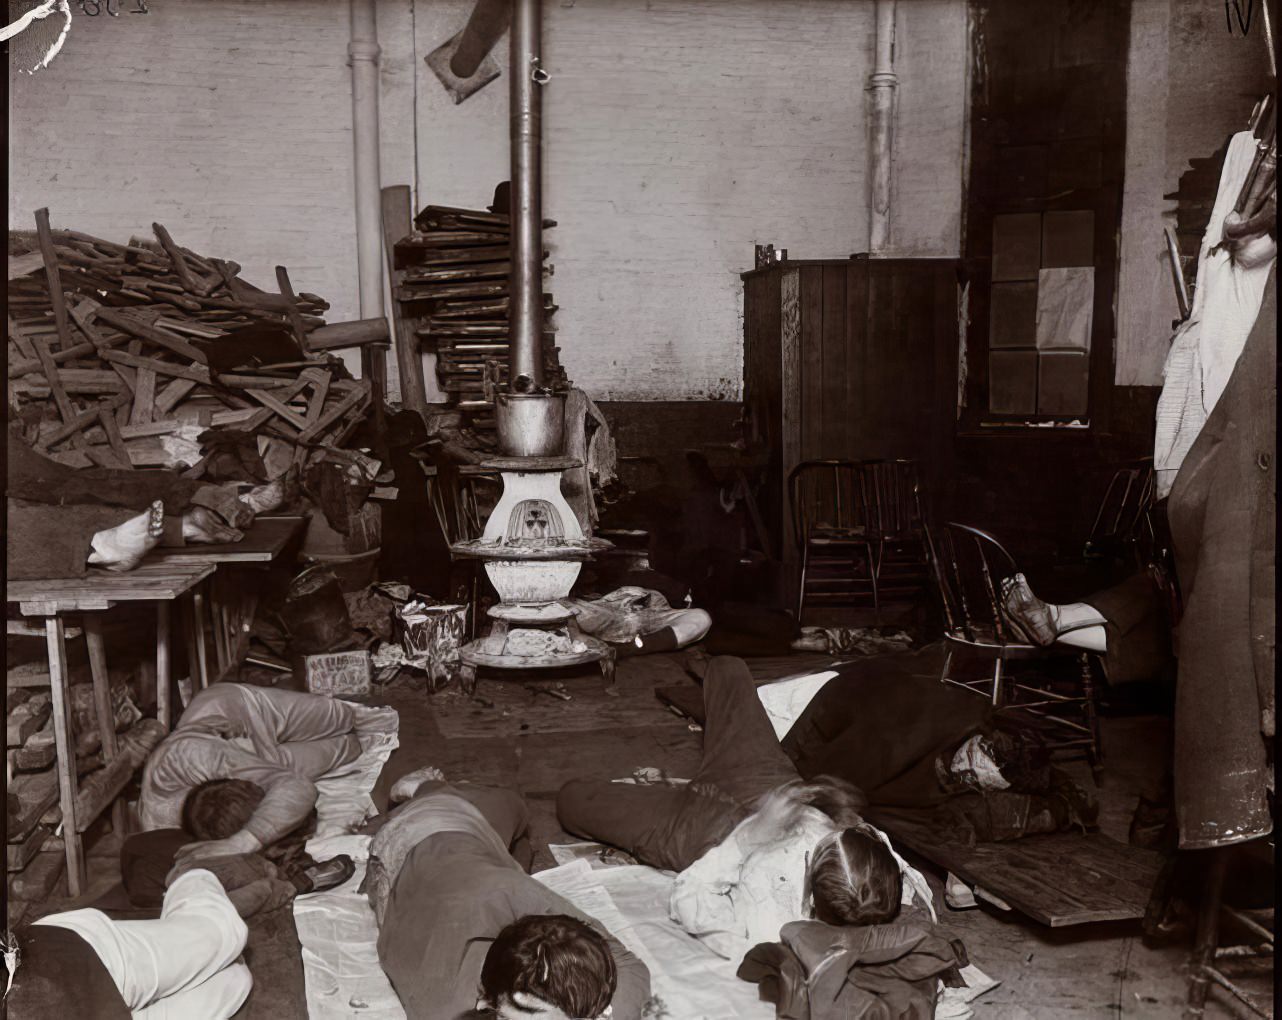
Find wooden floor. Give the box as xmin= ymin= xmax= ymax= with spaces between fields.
xmin=44 ymin=650 xmax=1264 ymax=1020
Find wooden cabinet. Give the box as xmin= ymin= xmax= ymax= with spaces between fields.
xmin=742 ymin=256 xmax=960 ymax=562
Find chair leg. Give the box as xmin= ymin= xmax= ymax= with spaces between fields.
xmin=865 ymin=541 xmax=881 ymax=623
xmin=1080 ymin=653 xmax=1104 ymax=782
xmin=991 ymin=656 xmax=1004 ymax=706
xmin=1185 ymin=849 xmax=1228 ymax=1019
xmin=796 ymin=540 xmax=810 ymax=623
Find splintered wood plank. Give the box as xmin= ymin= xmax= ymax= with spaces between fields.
xmin=130 ymin=368 xmax=158 ymax=426
xmin=866 ymin=809 xmax=1162 ymax=926
xmin=94 ymin=307 xmax=208 ymax=364
xmin=33 ymin=208 xmax=75 ymax=352
xmin=98 ymin=402 xmax=134 ymax=469
xmin=298 ymin=382 xmax=370 ymax=442
xmin=303 ymin=368 xmax=331 ymax=426
xmin=33 ymin=337 xmax=86 ymax=448
xmin=247 ymin=388 xmax=309 ymax=432
xmin=103 ymin=349 xmax=212 ymax=385
xmin=152 ymin=222 xmax=200 ymax=293
xmin=8 ymin=316 xmax=39 ymax=361
xmin=274 ymin=265 xmax=309 ymax=348
xmin=155 ymin=378 xmax=199 ymax=414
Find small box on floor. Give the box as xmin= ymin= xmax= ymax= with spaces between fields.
xmin=304 ymin=650 xmax=372 ymax=697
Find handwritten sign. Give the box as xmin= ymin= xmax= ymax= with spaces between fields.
xmin=305 ymin=650 xmax=372 ymax=698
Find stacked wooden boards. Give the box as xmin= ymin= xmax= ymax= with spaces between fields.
xmin=8 ymin=211 xmax=373 ymax=473
xmin=394 ymin=201 xmax=569 ymax=436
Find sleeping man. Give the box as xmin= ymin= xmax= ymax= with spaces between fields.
xmin=363 ymin=769 xmax=651 ymax=1019
xmin=133 ymin=683 xmax=392 ymax=869
xmin=557 ymin=656 xmax=933 ymax=965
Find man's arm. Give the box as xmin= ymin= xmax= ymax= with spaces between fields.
xmin=155 ymin=738 xmax=320 ymax=858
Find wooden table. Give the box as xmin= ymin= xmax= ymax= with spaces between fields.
xmin=7 ymin=560 xmax=215 ymax=895
xmin=156 ymin=515 xmax=305 ymax=681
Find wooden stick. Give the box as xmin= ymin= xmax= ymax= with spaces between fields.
xmin=102 ymin=349 xmax=212 ymax=385
xmin=274 ymin=266 xmax=310 ymax=348
xmin=98 ymin=402 xmax=134 ymax=468
xmin=130 ymin=368 xmax=157 ymax=426
xmin=152 ymin=222 xmax=201 ymax=294
xmin=7 ymin=316 xmax=40 ymax=362
xmin=246 ymin=388 xmax=309 ymax=432
xmin=154 ymin=378 xmax=198 ymax=414
xmin=94 ymin=307 xmax=209 ymax=364
xmin=303 ymin=368 xmax=331 ymax=426
xmin=305 ymin=317 xmax=390 ymax=351
xmin=33 ymin=209 xmax=76 ymax=352
xmin=33 ymin=337 xmax=86 ymax=448
xmin=298 ymin=382 xmax=370 ymax=442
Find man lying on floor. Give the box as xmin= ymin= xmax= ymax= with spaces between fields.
xmin=5 ymin=867 xmax=252 ymax=1019
xmin=362 ymin=768 xmax=651 ymax=1020
xmin=558 ymin=656 xmax=934 ymax=966
xmin=123 ymin=683 xmax=388 ymax=896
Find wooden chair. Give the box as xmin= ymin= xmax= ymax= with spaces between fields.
xmin=790 ymin=459 xmax=928 ymax=622
xmin=1184 ymin=839 xmax=1275 ymax=1019
xmin=414 ymin=450 xmax=500 ymax=638
xmin=925 ymin=521 xmax=1103 ymax=777
xmin=1084 ymin=458 xmax=1155 ymax=568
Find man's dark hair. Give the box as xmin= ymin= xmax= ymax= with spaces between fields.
xmin=181 ymin=778 xmax=266 ymax=840
xmin=479 ymin=914 xmax=616 ymax=1019
xmin=809 ymin=826 xmax=903 ymax=927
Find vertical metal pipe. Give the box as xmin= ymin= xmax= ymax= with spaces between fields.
xmin=509 ymin=0 xmax=544 ymax=391
xmin=867 ymin=0 xmax=898 ymax=253
xmin=349 ymin=0 xmax=386 ymax=322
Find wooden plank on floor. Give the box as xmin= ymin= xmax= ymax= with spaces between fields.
xmin=866 ymin=808 xmax=1162 ymax=927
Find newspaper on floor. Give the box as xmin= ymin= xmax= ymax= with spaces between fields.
xmin=294 ymin=704 xmax=405 ymax=1019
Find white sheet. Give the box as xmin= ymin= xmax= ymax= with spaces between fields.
xmin=294 ymin=705 xmax=403 ymax=1020
xmin=535 ymin=859 xmax=775 ymax=1020
xmin=754 ymin=669 xmax=838 ymax=740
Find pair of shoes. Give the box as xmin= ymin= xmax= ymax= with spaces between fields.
xmin=300 ymin=854 xmax=356 ymax=894
xmin=999 ymin=573 xmax=1057 ymax=646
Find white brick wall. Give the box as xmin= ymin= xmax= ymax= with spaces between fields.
xmin=414 ymin=0 xmax=968 ymax=399
xmin=10 ymin=0 xmax=968 ymax=401
xmin=9 ymin=0 xmax=367 ymax=323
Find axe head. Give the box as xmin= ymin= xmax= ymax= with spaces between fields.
xmin=425 ymin=31 xmax=502 ymax=105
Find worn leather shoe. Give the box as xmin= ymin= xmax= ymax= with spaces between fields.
xmin=300 ymin=854 xmax=356 ymax=894
xmin=1000 ymin=573 xmax=1057 ymax=646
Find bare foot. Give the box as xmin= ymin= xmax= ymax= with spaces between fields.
xmin=182 ymin=506 xmax=244 ymax=545
xmin=88 ymin=501 xmax=164 ymax=571
xmin=390 ymin=765 xmax=446 ymax=804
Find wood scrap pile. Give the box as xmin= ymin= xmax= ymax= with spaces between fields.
xmin=393 ymin=199 xmax=568 ymax=438
xmin=8 ymin=210 xmax=379 ymax=474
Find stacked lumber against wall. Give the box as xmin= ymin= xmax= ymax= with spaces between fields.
xmin=8 ymin=212 xmax=374 ymax=473
xmin=394 ymin=201 xmax=568 ymax=438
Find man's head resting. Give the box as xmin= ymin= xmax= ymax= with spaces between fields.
xmin=809 ymin=824 xmax=903 ymax=927
xmin=182 ymin=778 xmax=266 ymax=840
xmin=474 ymin=913 xmax=616 ymax=1020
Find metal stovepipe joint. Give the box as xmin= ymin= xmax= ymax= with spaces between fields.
xmin=450 ymin=0 xmax=513 ymax=80
xmin=509 ymin=0 xmax=545 ymax=392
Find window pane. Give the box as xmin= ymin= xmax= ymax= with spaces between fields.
xmin=1042 ymin=210 xmax=1094 ymax=268
xmin=1038 ymin=350 xmax=1089 ymax=415
xmin=989 ymin=350 xmax=1039 ymax=414
xmin=992 ymin=213 xmax=1042 ymax=281
xmin=990 ymin=282 xmax=1039 ymax=348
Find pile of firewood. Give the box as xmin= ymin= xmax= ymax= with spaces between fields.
xmin=393 ymin=201 xmax=568 ymax=436
xmin=8 ymin=210 xmax=377 ymax=473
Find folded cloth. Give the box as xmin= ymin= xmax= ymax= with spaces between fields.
xmin=737 ymin=915 xmax=963 ymax=1020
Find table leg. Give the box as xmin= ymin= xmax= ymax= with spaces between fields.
xmin=190 ymin=590 xmax=211 ymax=691
xmin=44 ymin=616 xmax=85 ymax=897
xmin=157 ymin=601 xmax=172 ymax=729
xmin=83 ymin=614 xmax=128 ymax=837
